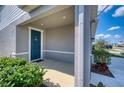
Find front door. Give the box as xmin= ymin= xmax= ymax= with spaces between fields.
xmin=31 ymin=29 xmax=41 ymax=61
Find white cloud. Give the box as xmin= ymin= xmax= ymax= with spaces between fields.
xmin=107 ymin=26 xmax=120 ymax=31
xmin=95 ymin=34 xmax=111 ymax=39
xmin=95 ymin=34 xmax=121 ymax=40
xmin=104 ymin=34 xmax=111 ymax=38
xmin=104 ymin=6 xmax=113 ymax=13
xmin=112 ymin=6 xmax=124 ymax=17
xmin=114 ymin=34 xmax=121 ymax=38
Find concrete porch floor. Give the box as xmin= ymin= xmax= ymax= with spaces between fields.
xmin=37 ymin=59 xmax=74 ymax=87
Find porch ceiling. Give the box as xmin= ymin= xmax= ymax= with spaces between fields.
xmin=27 ymin=6 xmax=74 ymax=29
xmin=91 ymin=6 xmax=98 ymax=38
xmin=18 ymin=5 xmax=40 ymax=12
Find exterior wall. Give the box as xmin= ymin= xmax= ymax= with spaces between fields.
xmin=0 ymin=5 xmax=26 ymax=30
xmin=16 ymin=26 xmax=29 ymax=53
xmin=16 ymin=26 xmax=29 ymax=60
xmin=16 ymin=54 xmax=29 ymax=61
xmin=0 ymin=5 xmax=70 ymax=59
xmin=0 ymin=23 xmax=16 ymax=57
xmin=16 ymin=24 xmax=74 ymax=63
xmin=16 ymin=25 xmax=46 ymax=61
xmin=0 ymin=5 xmax=74 ymax=63
xmin=44 ymin=24 xmax=74 ymax=63
xmin=0 ymin=5 xmax=30 ymax=57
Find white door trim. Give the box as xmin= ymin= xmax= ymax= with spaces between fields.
xmin=28 ymin=27 xmax=43 ymax=62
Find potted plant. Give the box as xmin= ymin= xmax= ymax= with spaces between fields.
xmin=92 ymin=48 xmax=111 ymax=73
xmin=92 ymin=40 xmax=111 ymax=75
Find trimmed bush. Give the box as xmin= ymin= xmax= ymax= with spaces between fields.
xmin=0 ymin=57 xmax=46 ymax=87
xmin=94 ymin=39 xmax=107 ymax=49
xmin=120 ymin=52 xmax=124 ymax=55
xmin=96 ymin=82 xmax=105 ymax=87
xmin=93 ymin=48 xmax=111 ymax=65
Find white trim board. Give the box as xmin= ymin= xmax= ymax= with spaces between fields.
xmin=43 ymin=50 xmax=74 ymax=54
xmin=28 ymin=27 xmax=44 ymax=62
xmin=16 ymin=52 xmax=28 ymax=56
xmin=30 ymin=58 xmax=42 ymax=62
xmin=10 ymin=52 xmax=28 ymax=58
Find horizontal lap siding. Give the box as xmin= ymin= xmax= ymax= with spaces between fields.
xmin=0 ymin=23 xmax=16 ymax=57
xmin=0 ymin=5 xmax=26 ymax=30
xmin=0 ymin=5 xmax=27 ymax=57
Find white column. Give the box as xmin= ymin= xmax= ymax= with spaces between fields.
xmin=75 ymin=5 xmax=91 ymax=87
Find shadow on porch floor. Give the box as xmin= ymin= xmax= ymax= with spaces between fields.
xmin=37 ymin=59 xmax=74 ymax=87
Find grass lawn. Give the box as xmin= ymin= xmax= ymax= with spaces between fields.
xmin=106 ymin=49 xmax=124 ymax=53
xmin=105 ymin=49 xmax=124 ymax=58
xmin=111 ymin=53 xmax=124 ymax=58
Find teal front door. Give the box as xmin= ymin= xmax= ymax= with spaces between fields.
xmin=31 ymin=30 xmax=41 ymax=61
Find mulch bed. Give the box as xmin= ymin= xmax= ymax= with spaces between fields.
xmin=91 ymin=64 xmax=114 ymax=78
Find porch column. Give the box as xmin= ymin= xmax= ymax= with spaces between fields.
xmin=75 ymin=5 xmax=91 ymax=87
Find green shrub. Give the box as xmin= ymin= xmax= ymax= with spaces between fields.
xmin=120 ymin=52 xmax=124 ymax=55
xmin=0 ymin=57 xmax=46 ymax=87
xmin=94 ymin=39 xmax=107 ymax=49
xmin=96 ymin=82 xmax=105 ymax=87
xmin=93 ymin=48 xmax=111 ymax=64
xmin=111 ymin=53 xmax=124 ymax=58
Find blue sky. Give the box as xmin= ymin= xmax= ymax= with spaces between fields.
xmin=96 ymin=5 xmax=124 ymax=44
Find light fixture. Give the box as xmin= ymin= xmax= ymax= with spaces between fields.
xmin=62 ymin=16 xmax=66 ymax=20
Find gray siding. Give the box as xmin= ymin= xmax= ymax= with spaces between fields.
xmin=0 ymin=5 xmax=30 ymax=57
xmin=16 ymin=26 xmax=29 ymax=61
xmin=44 ymin=24 xmax=74 ymax=63
xmin=16 ymin=24 xmax=74 ymax=63
xmin=16 ymin=25 xmax=47 ymax=61
xmin=0 ymin=5 xmax=74 ymax=63
xmin=16 ymin=26 xmax=29 ymax=53
xmin=16 ymin=25 xmax=47 ymax=53
xmin=0 ymin=23 xmax=16 ymax=57
xmin=0 ymin=5 xmax=26 ymax=30
xmin=46 ymin=24 xmax=74 ymax=52
xmin=45 ymin=52 xmax=74 ymax=63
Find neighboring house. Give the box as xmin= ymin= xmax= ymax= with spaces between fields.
xmin=0 ymin=5 xmax=98 ymax=86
